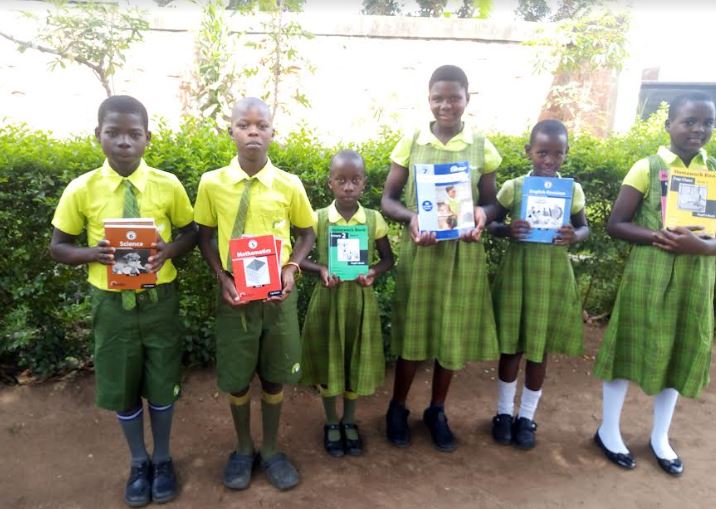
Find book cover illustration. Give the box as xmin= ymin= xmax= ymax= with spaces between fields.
xmin=104 ymin=218 xmax=158 ymax=290
xmin=519 ymin=176 xmax=574 ymax=244
xmin=664 ymin=168 xmax=716 ymax=237
xmin=229 ymin=234 xmax=282 ymax=302
xmin=328 ymin=224 xmax=369 ymax=280
xmin=414 ymin=161 xmax=475 ymax=241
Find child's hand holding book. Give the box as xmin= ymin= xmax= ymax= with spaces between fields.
xmin=146 ymin=236 xmax=169 ymax=273
xmin=554 ymin=224 xmax=576 ymax=246
xmin=509 ymin=220 xmax=531 ymax=240
xmin=319 ymin=266 xmax=341 ymax=288
xmin=409 ymin=214 xmax=438 ymax=246
xmin=93 ymin=239 xmax=116 ymax=265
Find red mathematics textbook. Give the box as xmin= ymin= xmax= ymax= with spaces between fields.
xmin=104 ymin=218 xmax=158 ymax=290
xmin=229 ymin=234 xmax=283 ymax=302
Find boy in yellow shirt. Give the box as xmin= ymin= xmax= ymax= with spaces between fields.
xmin=50 ymin=95 xmax=197 ymax=507
xmin=194 ymin=97 xmax=315 ymax=491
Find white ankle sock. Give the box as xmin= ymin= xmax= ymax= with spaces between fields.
xmin=517 ymin=387 xmax=542 ymax=421
xmin=496 ymin=379 xmax=517 ymax=416
xmin=651 ymin=388 xmax=679 ymax=460
xmin=598 ymin=379 xmax=630 ymax=454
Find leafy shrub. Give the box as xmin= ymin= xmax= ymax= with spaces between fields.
xmin=2 ymin=108 xmax=708 ymax=379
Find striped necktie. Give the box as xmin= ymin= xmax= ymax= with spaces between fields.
xmin=226 ymin=178 xmax=255 ymax=270
xmin=122 ymin=180 xmax=140 ymax=310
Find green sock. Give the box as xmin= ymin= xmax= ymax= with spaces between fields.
xmin=260 ymin=391 xmax=283 ymax=460
xmin=322 ymin=395 xmax=340 ymax=441
xmin=342 ymin=393 xmax=359 ymax=441
xmin=229 ymin=394 xmax=254 ymax=455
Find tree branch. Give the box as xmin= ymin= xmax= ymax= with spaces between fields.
xmin=0 ymin=30 xmax=106 ymax=82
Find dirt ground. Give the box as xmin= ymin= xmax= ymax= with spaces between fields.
xmin=2 ymin=325 xmax=716 ymax=509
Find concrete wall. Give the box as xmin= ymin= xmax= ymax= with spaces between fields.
xmin=0 ymin=1 xmax=556 ymax=142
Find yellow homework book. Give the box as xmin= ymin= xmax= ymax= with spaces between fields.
xmin=664 ymin=168 xmax=716 ymax=237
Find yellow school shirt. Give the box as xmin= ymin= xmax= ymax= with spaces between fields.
xmin=390 ymin=123 xmax=502 ymax=173
xmin=623 ymin=146 xmax=711 ymax=197
xmin=314 ymin=201 xmax=389 ymax=238
xmin=193 ymin=156 xmax=315 ymax=267
xmin=497 ymin=173 xmax=586 ymax=215
xmin=51 ymin=159 xmax=195 ymax=290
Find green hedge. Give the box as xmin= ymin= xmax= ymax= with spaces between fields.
xmin=2 ymin=109 xmax=706 ymax=379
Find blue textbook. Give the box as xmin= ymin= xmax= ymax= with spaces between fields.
xmin=519 ymin=176 xmax=574 ymax=244
xmin=414 ymin=161 xmax=475 ymax=241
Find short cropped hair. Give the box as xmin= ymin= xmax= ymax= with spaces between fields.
xmin=97 ymin=95 xmax=149 ymax=130
xmin=668 ymin=92 xmax=715 ymax=120
xmin=429 ymin=65 xmax=469 ymax=91
xmin=529 ymin=119 xmax=569 ymax=145
xmin=329 ymin=149 xmax=365 ymax=174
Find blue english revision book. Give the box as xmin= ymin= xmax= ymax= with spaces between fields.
xmin=414 ymin=161 xmax=475 ymax=241
xmin=519 ymin=176 xmax=574 ymax=244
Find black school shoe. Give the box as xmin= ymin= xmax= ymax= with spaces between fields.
xmin=491 ymin=414 xmax=513 ymax=445
xmin=340 ymin=421 xmax=364 ymax=456
xmin=324 ymin=423 xmax=344 ymax=457
xmin=151 ymin=459 xmax=178 ymax=504
xmin=593 ymin=431 xmax=636 ymax=470
xmin=649 ymin=442 xmax=684 ymax=477
xmin=386 ymin=400 xmax=411 ymax=447
xmin=124 ymin=460 xmax=152 ymax=508
xmin=512 ymin=417 xmax=537 ymax=450
xmin=422 ymin=406 xmax=456 ymax=452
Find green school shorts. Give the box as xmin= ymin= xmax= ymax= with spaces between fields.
xmin=215 ymin=290 xmax=302 ymax=393
xmin=91 ymin=283 xmax=183 ymax=411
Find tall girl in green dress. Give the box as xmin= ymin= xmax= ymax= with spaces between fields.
xmin=381 ymin=64 xmax=501 ymax=452
xmin=301 ymin=150 xmax=394 ymax=457
xmin=488 ymin=120 xmax=589 ymax=450
xmin=594 ymin=92 xmax=716 ymax=476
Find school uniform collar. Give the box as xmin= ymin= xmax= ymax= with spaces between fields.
xmin=100 ymin=158 xmax=150 ymax=193
xmin=416 ymin=122 xmax=474 ymax=146
xmin=657 ymin=145 xmax=709 ymax=168
xmin=527 ymin=169 xmax=562 ymax=178
xmin=227 ymin=156 xmax=276 ymax=188
xmin=328 ymin=200 xmax=366 ymax=224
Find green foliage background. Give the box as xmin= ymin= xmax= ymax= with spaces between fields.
xmin=1 ymin=109 xmax=705 ymax=379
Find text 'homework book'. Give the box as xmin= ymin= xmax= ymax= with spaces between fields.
xmin=663 ymin=168 xmax=716 ymax=237
xmin=328 ymin=225 xmax=369 ymax=280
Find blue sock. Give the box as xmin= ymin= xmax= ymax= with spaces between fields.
xmin=148 ymin=402 xmax=174 ymax=463
xmin=117 ymin=406 xmax=149 ymax=466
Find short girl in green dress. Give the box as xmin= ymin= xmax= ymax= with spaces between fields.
xmin=488 ymin=120 xmax=589 ymax=450
xmin=382 ymin=64 xmax=501 ymax=452
xmin=301 ymin=150 xmax=394 ymax=458
xmin=594 ymin=92 xmax=716 ymax=476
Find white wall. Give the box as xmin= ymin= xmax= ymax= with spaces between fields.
xmin=0 ymin=1 xmax=552 ymax=142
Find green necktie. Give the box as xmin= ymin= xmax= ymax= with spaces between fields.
xmin=123 ymin=179 xmax=140 ymax=218
xmin=226 ymin=178 xmax=255 ymax=270
xmin=121 ymin=180 xmax=159 ymax=310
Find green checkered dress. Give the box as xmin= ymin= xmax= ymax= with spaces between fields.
xmin=300 ymin=206 xmax=385 ymax=397
xmin=492 ymin=176 xmax=584 ymax=362
xmin=391 ymin=131 xmax=499 ymax=370
xmin=594 ymin=155 xmax=716 ymax=398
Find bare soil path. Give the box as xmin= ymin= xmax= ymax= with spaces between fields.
xmin=2 ymin=325 xmax=715 ymax=509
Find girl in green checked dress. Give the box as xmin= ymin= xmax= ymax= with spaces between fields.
xmin=488 ymin=120 xmax=589 ymax=450
xmin=593 ymin=92 xmax=716 ymax=477
xmin=382 ymin=65 xmax=502 ymax=452
xmin=300 ymin=150 xmax=394 ymax=457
